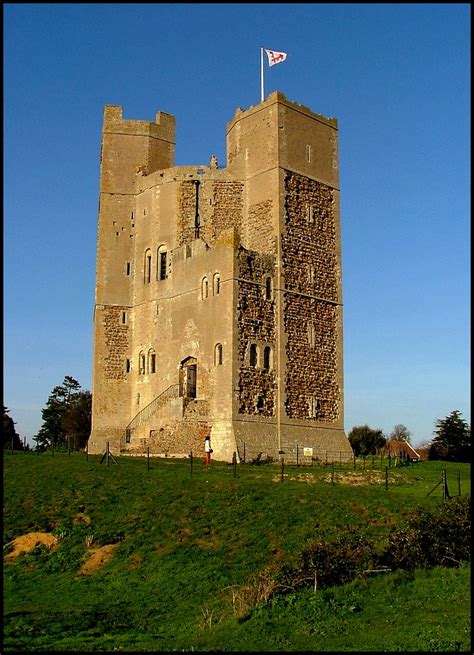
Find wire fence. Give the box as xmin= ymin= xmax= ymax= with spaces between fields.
xmin=5 ymin=443 xmax=469 ymax=501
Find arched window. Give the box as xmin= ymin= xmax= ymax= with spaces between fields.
xmin=265 ymin=277 xmax=272 ymax=300
xmin=148 ymin=349 xmax=156 ymax=374
xmin=201 ymin=276 xmax=209 ymax=299
xmin=213 ymin=273 xmax=221 ymax=295
xmin=157 ymin=245 xmax=168 ymax=280
xmin=138 ymin=351 xmax=146 ymax=375
xmin=214 ymin=343 xmax=223 ymax=366
xmin=144 ymin=249 xmax=152 ymax=284
xmin=256 ymin=395 xmax=265 ymax=414
xmin=263 ymin=346 xmax=271 ymax=371
xmin=249 ymin=343 xmax=257 ymax=368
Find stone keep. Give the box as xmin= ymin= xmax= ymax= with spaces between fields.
xmin=88 ymin=91 xmax=353 ymax=463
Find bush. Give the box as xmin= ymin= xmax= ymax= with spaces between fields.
xmin=378 ymin=495 xmax=471 ymax=571
xmin=278 ymin=528 xmax=374 ymax=592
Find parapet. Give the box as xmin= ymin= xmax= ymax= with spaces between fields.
xmin=227 ymin=91 xmax=337 ymax=133
xmin=103 ymin=105 xmax=175 ymax=143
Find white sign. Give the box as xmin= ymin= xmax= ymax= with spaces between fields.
xmin=303 ymin=447 xmax=313 ymax=457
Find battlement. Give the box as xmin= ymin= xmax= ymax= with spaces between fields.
xmin=103 ymin=104 xmax=175 ymax=144
xmin=227 ymin=91 xmax=338 ymax=134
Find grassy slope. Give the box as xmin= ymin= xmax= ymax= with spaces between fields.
xmin=3 ymin=453 xmax=471 ymax=652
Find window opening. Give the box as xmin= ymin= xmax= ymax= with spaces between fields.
xmin=144 ymin=250 xmax=152 ymax=283
xmin=202 ymin=277 xmax=209 ymax=299
xmin=126 ymin=359 xmax=131 ymax=373
xmin=126 ymin=262 xmax=131 ymax=276
xmin=158 ymin=249 xmax=168 ymax=280
xmin=139 ymin=352 xmax=146 ymax=375
xmin=265 ymin=277 xmax=272 ymax=300
xmin=149 ymin=350 xmax=156 ymax=374
xmin=306 ymin=144 xmax=312 ymax=162
xmin=256 ymin=396 xmax=265 ymax=414
xmin=214 ymin=343 xmax=223 ymax=366
xmin=249 ymin=343 xmax=257 ymax=368
xmin=263 ymin=346 xmax=271 ymax=371
xmin=213 ymin=273 xmax=221 ymax=295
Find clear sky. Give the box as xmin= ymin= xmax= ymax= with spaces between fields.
xmin=4 ymin=3 xmax=470 ymax=448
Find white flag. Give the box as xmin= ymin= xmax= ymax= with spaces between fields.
xmin=265 ymin=49 xmax=288 ymax=67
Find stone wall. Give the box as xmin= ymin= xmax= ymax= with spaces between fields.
xmin=282 ymin=170 xmax=340 ymax=422
xmin=237 ymin=248 xmax=276 ymax=416
xmin=282 ymin=171 xmax=339 ymax=302
xmin=284 ymin=295 xmax=339 ymax=421
xmin=246 ymin=199 xmax=275 ymax=254
xmin=103 ymin=306 xmax=129 ymax=380
xmin=212 ymin=181 xmax=243 ymax=240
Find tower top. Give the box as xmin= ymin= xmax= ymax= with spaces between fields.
xmin=227 ymin=91 xmax=338 ymax=134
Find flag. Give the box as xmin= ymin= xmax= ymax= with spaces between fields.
xmin=265 ymin=49 xmax=288 ymax=67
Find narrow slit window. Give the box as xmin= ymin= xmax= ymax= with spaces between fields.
xmin=202 ymin=277 xmax=209 ymax=299
xmin=139 ymin=352 xmax=146 ymax=375
xmin=214 ymin=343 xmax=223 ymax=366
xmin=144 ymin=250 xmax=152 ymax=284
xmin=126 ymin=359 xmax=131 ymax=373
xmin=249 ymin=343 xmax=257 ymax=368
xmin=148 ymin=350 xmax=156 ymax=374
xmin=306 ymin=144 xmax=312 ymax=162
xmin=121 ymin=311 xmax=127 ymax=324
xmin=265 ymin=277 xmax=272 ymax=300
xmin=126 ymin=262 xmax=131 ymax=276
xmin=263 ymin=346 xmax=271 ymax=371
xmin=213 ymin=273 xmax=221 ymax=296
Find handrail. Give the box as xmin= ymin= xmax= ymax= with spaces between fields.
xmin=126 ymin=384 xmax=180 ymax=431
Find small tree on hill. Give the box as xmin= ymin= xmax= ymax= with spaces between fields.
xmin=429 ymin=410 xmax=471 ymax=463
xmin=348 ymin=425 xmax=386 ymax=456
xmin=389 ymin=424 xmax=412 ymax=443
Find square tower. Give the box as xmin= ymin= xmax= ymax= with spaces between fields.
xmin=88 ymin=93 xmax=353 ymax=463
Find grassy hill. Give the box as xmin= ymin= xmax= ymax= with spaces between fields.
xmin=3 ymin=452 xmax=471 ymax=652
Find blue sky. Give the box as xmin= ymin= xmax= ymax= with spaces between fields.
xmin=4 ymin=3 xmax=470 ymax=447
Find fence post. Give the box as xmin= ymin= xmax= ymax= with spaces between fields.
xmin=281 ymin=458 xmax=284 ymax=483
xmin=243 ymin=442 xmax=246 ymax=464
xmin=388 ymin=454 xmax=392 ymax=469
xmin=385 ymin=466 xmax=388 ymax=491
xmin=232 ymin=452 xmax=237 ymax=478
xmin=106 ymin=441 xmax=110 ymax=467
xmin=296 ymin=444 xmax=299 ymax=468
xmin=190 ymin=451 xmax=193 ymax=476
xmin=147 ymin=447 xmax=150 ymax=471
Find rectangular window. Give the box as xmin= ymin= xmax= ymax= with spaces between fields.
xmin=126 ymin=359 xmax=131 ymax=373
xmin=126 ymin=262 xmax=131 ymax=276
xmin=121 ymin=311 xmax=127 ymax=324
xmin=150 ymin=353 xmax=156 ymax=374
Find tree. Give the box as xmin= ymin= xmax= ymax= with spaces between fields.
xmin=348 ymin=425 xmax=386 ymax=456
xmin=3 ymin=406 xmax=25 ymax=451
xmin=60 ymin=390 xmax=92 ymax=450
xmin=33 ymin=376 xmax=90 ymax=450
xmin=389 ymin=424 xmax=412 ymax=443
xmin=429 ymin=410 xmax=471 ymax=463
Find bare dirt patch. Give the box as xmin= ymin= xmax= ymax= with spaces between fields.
xmin=4 ymin=532 xmax=58 ymax=559
xmin=78 ymin=544 xmax=116 ymax=575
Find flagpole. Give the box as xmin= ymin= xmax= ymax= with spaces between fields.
xmin=260 ymin=46 xmax=264 ymax=103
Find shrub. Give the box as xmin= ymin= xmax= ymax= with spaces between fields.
xmin=278 ymin=528 xmax=374 ymax=592
xmin=378 ymin=495 xmax=471 ymax=571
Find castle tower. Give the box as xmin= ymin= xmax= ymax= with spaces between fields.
xmin=88 ymin=93 xmax=353 ymax=463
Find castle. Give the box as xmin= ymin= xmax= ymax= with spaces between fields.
xmin=87 ymin=91 xmax=353 ymax=463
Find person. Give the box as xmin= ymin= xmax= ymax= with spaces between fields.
xmin=204 ymin=435 xmax=212 ymax=465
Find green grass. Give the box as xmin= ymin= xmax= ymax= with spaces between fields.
xmin=3 ymin=452 xmax=471 ymax=652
